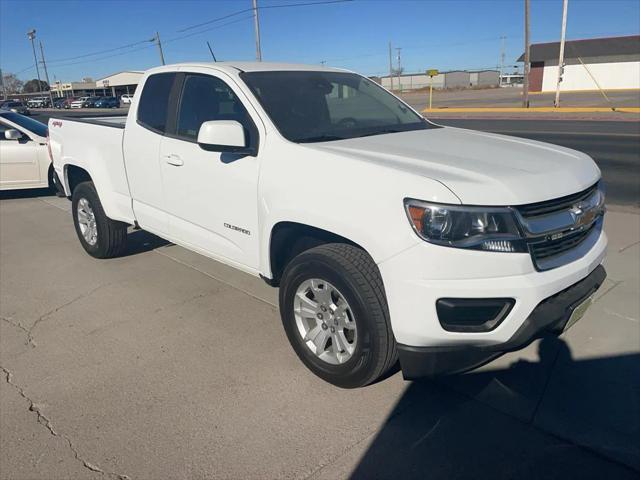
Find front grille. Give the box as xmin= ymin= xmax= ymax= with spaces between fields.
xmin=529 ymin=223 xmax=596 ymax=261
xmin=517 ymin=183 xmax=598 ymax=218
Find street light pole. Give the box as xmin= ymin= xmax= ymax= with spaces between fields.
xmin=522 ymin=0 xmax=530 ymax=108
xmin=253 ymin=0 xmax=262 ymax=61
xmin=388 ymin=41 xmax=394 ymax=91
xmin=554 ymin=0 xmax=569 ymax=107
xmin=27 ymin=29 xmax=43 ymax=96
xmin=39 ymin=41 xmax=55 ymax=107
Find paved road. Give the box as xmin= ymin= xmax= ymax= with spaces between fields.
xmin=31 ymin=112 xmax=639 ymax=207
xmin=400 ymin=88 xmax=640 ymax=111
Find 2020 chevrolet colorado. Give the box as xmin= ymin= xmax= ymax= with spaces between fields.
xmin=49 ymin=62 xmax=607 ymax=387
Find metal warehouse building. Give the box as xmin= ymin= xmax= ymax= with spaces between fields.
xmin=378 ymin=69 xmax=499 ymax=91
xmin=518 ymin=35 xmax=640 ymax=92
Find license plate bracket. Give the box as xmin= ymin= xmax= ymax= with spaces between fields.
xmin=564 ymin=294 xmax=594 ymax=333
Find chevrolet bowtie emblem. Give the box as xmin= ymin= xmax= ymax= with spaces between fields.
xmin=570 ymin=202 xmax=597 ymax=229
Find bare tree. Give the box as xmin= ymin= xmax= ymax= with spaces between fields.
xmin=1 ymin=73 xmax=24 ymax=95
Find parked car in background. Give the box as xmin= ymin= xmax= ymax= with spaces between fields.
xmin=27 ymin=97 xmax=49 ymax=108
xmin=63 ymin=97 xmax=79 ymax=109
xmin=120 ymin=94 xmax=134 ymax=104
xmin=0 ymin=110 xmax=55 ymax=191
xmin=53 ymin=97 xmax=67 ymax=109
xmin=84 ymin=96 xmax=103 ymax=108
xmin=94 ymin=96 xmax=120 ymax=108
xmin=70 ymin=97 xmax=89 ymax=109
xmin=49 ymin=62 xmax=607 ymax=388
xmin=1 ymin=101 xmax=30 ymax=115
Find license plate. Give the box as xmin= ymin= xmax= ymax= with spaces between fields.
xmin=564 ymin=295 xmax=594 ymax=332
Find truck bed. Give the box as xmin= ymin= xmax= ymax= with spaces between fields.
xmin=49 ymin=115 xmax=135 ymax=225
xmin=62 ymin=116 xmax=127 ymax=128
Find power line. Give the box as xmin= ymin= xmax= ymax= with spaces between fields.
xmin=163 ymin=16 xmax=255 ymax=45
xmin=48 ymin=43 xmax=156 ymax=69
xmin=45 ymin=15 xmax=254 ymax=71
xmin=14 ymin=64 xmax=36 ymax=75
xmin=177 ymin=0 xmax=352 ymax=33
xmin=46 ymin=38 xmax=155 ymax=65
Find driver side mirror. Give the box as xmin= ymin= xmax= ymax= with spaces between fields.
xmin=4 ymin=129 xmax=23 ymax=141
xmin=197 ymin=120 xmax=256 ymax=156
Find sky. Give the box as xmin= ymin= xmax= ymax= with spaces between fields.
xmin=1 ymin=0 xmax=639 ymax=83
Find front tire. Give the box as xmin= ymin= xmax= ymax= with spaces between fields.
xmin=279 ymin=243 xmax=397 ymax=388
xmin=71 ymin=181 xmax=127 ymax=258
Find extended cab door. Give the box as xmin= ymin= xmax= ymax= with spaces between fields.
xmin=158 ymin=70 xmax=262 ymax=271
xmin=122 ymin=72 xmax=177 ymax=236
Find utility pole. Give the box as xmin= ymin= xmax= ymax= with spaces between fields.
xmin=0 ymin=68 xmax=5 ymax=101
xmin=155 ymin=32 xmax=165 ymax=65
xmin=27 ymin=29 xmax=43 ymax=96
xmin=395 ymin=47 xmax=402 ymax=91
xmin=522 ymin=0 xmax=530 ymax=108
xmin=39 ymin=41 xmax=55 ymax=107
xmin=252 ymin=0 xmax=262 ymax=61
xmin=388 ymin=41 xmax=394 ymax=91
xmin=554 ymin=0 xmax=569 ymax=107
xmin=499 ymin=35 xmax=506 ymax=82
xmin=207 ymin=41 xmax=217 ymax=61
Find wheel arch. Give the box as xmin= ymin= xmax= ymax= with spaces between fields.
xmin=64 ymin=164 xmax=93 ymax=197
xmin=266 ymin=221 xmax=369 ymax=287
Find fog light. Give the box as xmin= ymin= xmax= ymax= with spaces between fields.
xmin=436 ymin=298 xmax=515 ymax=332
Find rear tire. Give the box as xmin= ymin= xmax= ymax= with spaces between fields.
xmin=279 ymin=243 xmax=397 ymax=388
xmin=71 ymin=181 xmax=127 ymax=258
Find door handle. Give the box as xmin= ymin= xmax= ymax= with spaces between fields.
xmin=164 ymin=154 xmax=184 ymax=166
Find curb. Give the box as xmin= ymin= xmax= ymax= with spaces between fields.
xmin=422 ymin=107 xmax=640 ymax=113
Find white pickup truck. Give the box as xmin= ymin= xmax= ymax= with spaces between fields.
xmin=49 ymin=62 xmax=607 ymax=387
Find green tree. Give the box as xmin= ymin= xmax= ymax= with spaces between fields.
xmin=22 ymin=79 xmax=49 ymax=93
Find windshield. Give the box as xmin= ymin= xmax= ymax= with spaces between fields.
xmin=241 ymin=71 xmax=435 ymax=143
xmin=1 ymin=112 xmax=48 ymax=137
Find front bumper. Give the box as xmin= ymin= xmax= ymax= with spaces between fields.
xmin=377 ymin=222 xmax=607 ymax=378
xmin=397 ymin=264 xmax=606 ymax=378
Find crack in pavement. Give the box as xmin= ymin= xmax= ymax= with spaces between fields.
xmin=1 ymin=315 xmax=30 ymax=336
xmin=26 ymin=284 xmax=109 ymax=348
xmin=619 ymin=240 xmax=640 ymax=253
xmin=1 ymin=366 xmax=130 ymax=480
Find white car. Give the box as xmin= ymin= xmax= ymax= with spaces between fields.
xmin=70 ymin=97 xmax=89 ymax=109
xmin=27 ymin=96 xmax=48 ymax=108
xmin=48 ymin=62 xmax=607 ymax=387
xmin=120 ymin=94 xmax=133 ymax=104
xmin=0 ymin=110 xmax=54 ymax=191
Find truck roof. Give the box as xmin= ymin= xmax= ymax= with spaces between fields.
xmin=150 ymin=61 xmax=349 ymax=74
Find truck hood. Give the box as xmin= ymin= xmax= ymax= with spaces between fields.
xmin=309 ymin=126 xmax=600 ymax=205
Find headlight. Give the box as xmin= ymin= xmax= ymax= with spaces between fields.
xmin=404 ymin=199 xmax=526 ymax=252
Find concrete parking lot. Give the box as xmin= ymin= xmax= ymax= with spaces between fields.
xmin=1 ymin=189 xmax=638 ymax=479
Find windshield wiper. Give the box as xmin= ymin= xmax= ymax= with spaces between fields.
xmin=356 ymin=128 xmax=404 ymax=138
xmin=296 ymin=135 xmax=346 ymax=143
